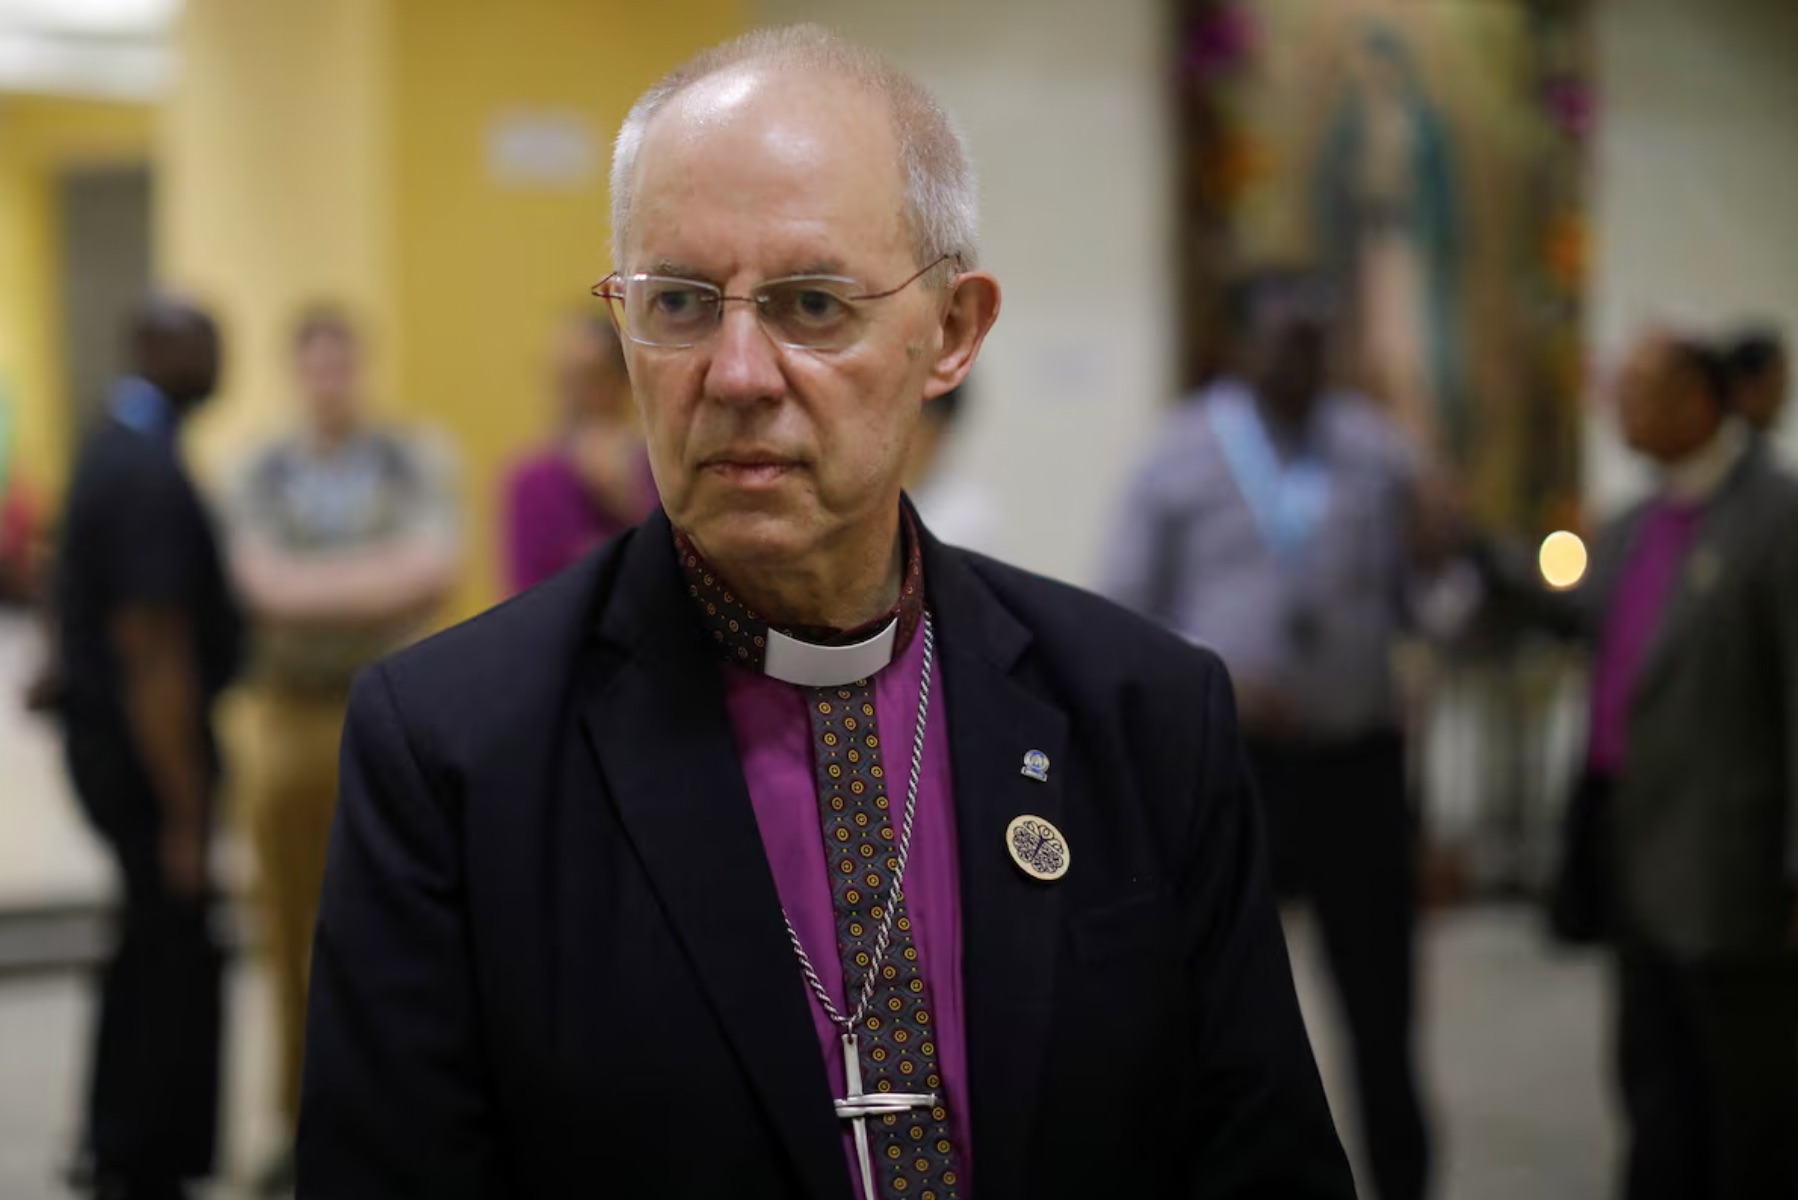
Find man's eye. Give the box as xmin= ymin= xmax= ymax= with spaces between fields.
xmin=773 ymin=287 xmax=851 ymax=326
xmin=651 ymin=288 xmax=701 ymax=315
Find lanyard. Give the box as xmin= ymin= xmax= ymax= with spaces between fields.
xmin=1205 ymin=383 xmax=1332 ymax=565
xmin=110 ymin=377 xmax=177 ymax=448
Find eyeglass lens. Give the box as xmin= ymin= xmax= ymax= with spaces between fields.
xmin=618 ymin=276 xmax=876 ymax=350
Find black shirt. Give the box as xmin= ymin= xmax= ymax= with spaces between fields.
xmin=54 ymin=418 xmax=243 ymax=734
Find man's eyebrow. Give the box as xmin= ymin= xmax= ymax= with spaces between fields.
xmin=774 ymin=259 xmax=852 ymax=279
xmin=643 ymin=259 xmax=714 ymax=281
xmin=637 ymin=259 xmax=856 ymax=283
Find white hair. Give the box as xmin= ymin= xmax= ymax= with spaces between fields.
xmin=609 ymin=25 xmax=979 ymax=276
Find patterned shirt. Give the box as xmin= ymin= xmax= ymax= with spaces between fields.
xmin=226 ymin=426 xmax=458 ymax=692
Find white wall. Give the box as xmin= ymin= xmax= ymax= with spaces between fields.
xmin=1588 ymin=0 xmax=1798 ymax=512
xmin=756 ymin=0 xmax=1176 ymax=586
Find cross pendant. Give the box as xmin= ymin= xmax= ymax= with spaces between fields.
xmin=833 ymin=1033 xmax=939 ymax=1200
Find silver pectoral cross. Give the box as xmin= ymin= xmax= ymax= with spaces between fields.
xmin=833 ymin=1033 xmax=939 ymax=1200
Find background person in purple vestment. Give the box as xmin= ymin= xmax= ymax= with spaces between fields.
xmin=1572 ymin=327 xmax=1798 ymax=1200
xmin=500 ymin=314 xmax=655 ymax=594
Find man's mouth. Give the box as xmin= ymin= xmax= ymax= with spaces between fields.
xmin=702 ymin=453 xmax=802 ymax=488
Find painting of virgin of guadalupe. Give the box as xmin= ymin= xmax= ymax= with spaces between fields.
xmin=1192 ymin=0 xmax=1587 ymax=533
xmin=1314 ymin=23 xmax=1473 ymax=467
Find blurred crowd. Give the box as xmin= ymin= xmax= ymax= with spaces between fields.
xmin=1105 ymin=281 xmax=1795 ymax=1200
xmin=0 ymin=156 xmax=1791 ymax=1200
xmin=1 ymin=283 xmax=1008 ymax=1197
xmin=6 ymin=270 xmax=1790 ymax=1198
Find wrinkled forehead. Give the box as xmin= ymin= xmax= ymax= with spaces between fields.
xmin=626 ymin=67 xmax=911 ymax=274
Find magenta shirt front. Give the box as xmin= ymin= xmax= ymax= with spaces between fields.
xmin=1588 ymin=499 xmax=1706 ymax=774
xmin=720 ymin=618 xmax=973 ymax=1191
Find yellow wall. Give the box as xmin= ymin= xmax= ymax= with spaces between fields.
xmin=164 ymin=0 xmax=745 ymax=621
xmin=387 ymin=0 xmax=743 ymax=618
xmin=0 ymin=96 xmax=153 ymax=501
xmin=162 ymin=0 xmax=396 ymax=479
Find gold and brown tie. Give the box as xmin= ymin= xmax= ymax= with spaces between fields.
xmin=676 ymin=519 xmax=964 ymax=1200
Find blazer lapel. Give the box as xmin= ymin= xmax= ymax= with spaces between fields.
xmin=579 ymin=514 xmax=851 ymax=1200
xmin=926 ymin=536 xmax=1069 ymax=1195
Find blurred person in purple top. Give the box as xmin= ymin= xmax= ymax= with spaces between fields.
xmin=297 ymin=26 xmax=1351 ymax=1200
xmin=502 ymin=314 xmax=656 ymax=593
xmin=1574 ymin=329 xmax=1798 ymax=1200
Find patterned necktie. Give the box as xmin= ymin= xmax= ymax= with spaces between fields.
xmin=677 ymin=515 xmax=965 ymax=1200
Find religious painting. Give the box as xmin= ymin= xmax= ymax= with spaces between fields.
xmin=1177 ymin=0 xmax=1590 ymax=535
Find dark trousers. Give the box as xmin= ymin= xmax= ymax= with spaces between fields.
xmin=1249 ymin=730 xmax=1429 ymax=1200
xmin=64 ymin=720 xmax=223 ymax=1189
xmin=1617 ymin=946 xmax=1798 ymax=1200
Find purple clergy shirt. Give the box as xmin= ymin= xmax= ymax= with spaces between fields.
xmin=720 ymin=615 xmax=973 ymax=1191
xmin=1589 ymin=499 xmax=1706 ymax=775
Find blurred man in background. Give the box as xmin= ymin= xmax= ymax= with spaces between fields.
xmin=901 ymin=382 xmax=1002 ymax=554
xmin=225 ymin=306 xmax=459 ymax=1192
xmin=51 ymin=296 xmax=242 ymax=1200
xmin=501 ymin=314 xmax=654 ymax=594
xmin=1584 ymin=329 xmax=1798 ymax=1200
xmin=1726 ymin=326 xmax=1788 ymax=435
xmin=1104 ymin=269 xmax=1438 ymax=1200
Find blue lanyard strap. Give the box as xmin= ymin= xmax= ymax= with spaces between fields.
xmin=110 ymin=377 xmax=177 ymax=447
xmin=1205 ymin=383 xmax=1331 ymax=564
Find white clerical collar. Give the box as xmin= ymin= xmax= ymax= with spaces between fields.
xmin=1662 ymin=418 xmax=1749 ymax=504
xmin=762 ymin=619 xmax=899 ymax=687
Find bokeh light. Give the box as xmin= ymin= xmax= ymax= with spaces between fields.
xmin=1539 ymin=530 xmax=1588 ymax=590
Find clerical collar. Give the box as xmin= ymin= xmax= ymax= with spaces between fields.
xmin=674 ymin=508 xmax=925 ymax=687
xmin=1662 ymin=418 xmax=1749 ymax=505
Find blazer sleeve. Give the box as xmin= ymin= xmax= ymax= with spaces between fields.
xmin=296 ymin=665 xmax=499 ymax=1199
xmin=1179 ymin=659 xmax=1356 ymax=1198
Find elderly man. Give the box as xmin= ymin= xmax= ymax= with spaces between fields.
xmin=298 ymin=27 xmax=1351 ymax=1200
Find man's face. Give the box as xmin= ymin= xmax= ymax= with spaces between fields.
xmin=1736 ymin=351 xmax=1789 ymax=432
xmin=296 ymin=330 xmax=363 ymax=436
xmin=1618 ymin=335 xmax=1720 ymax=462
xmin=620 ymin=70 xmax=947 ymax=569
xmin=162 ymin=324 xmax=221 ymax=409
xmin=1251 ymin=297 xmax=1328 ymax=425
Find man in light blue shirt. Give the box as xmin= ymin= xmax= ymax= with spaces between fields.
xmin=1105 ymin=270 xmax=1434 ymax=1200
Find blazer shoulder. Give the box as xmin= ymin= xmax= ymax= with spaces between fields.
xmin=957 ymin=550 xmax=1230 ymax=699
xmin=370 ymin=531 xmax=630 ymax=725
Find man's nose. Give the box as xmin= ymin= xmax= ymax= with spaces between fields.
xmin=704 ymin=301 xmax=785 ymax=406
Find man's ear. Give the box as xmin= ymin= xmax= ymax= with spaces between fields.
xmin=923 ymin=272 xmax=1001 ymax=401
